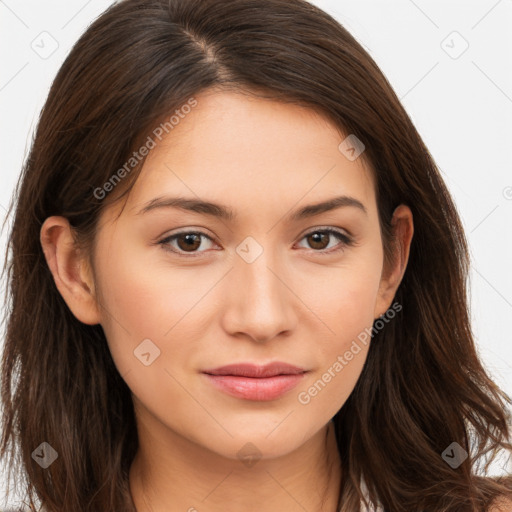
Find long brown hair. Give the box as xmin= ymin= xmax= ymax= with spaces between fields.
xmin=1 ymin=0 xmax=511 ymax=510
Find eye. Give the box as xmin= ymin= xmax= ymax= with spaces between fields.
xmin=296 ymin=228 xmax=353 ymax=254
xmin=158 ymin=227 xmax=354 ymax=257
xmin=158 ymin=231 xmax=217 ymax=256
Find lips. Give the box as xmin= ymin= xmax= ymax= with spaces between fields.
xmin=202 ymin=362 xmax=307 ymax=401
xmin=203 ymin=362 xmax=306 ymax=378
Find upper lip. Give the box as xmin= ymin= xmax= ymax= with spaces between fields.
xmin=202 ymin=362 xmax=307 ymax=378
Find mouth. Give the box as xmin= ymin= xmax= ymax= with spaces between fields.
xmin=201 ymin=362 xmax=308 ymax=401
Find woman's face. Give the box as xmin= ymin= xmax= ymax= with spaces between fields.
xmin=86 ymin=89 xmax=411 ymax=461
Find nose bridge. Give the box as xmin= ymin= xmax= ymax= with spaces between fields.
xmin=223 ymin=234 xmax=295 ymax=341
xmin=237 ymin=234 xmax=286 ymax=307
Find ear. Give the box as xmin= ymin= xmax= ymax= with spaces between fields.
xmin=374 ymin=204 xmax=414 ymax=319
xmin=40 ymin=216 xmax=101 ymax=325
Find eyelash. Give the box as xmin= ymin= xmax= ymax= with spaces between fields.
xmin=157 ymin=227 xmax=354 ymax=258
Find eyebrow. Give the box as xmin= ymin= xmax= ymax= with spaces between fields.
xmin=137 ymin=194 xmax=367 ymax=221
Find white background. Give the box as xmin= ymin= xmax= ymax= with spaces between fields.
xmin=1 ymin=0 xmax=511 ymax=507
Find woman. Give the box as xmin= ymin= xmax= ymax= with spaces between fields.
xmin=1 ymin=0 xmax=511 ymax=510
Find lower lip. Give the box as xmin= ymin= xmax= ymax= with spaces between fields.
xmin=203 ymin=373 xmax=306 ymax=401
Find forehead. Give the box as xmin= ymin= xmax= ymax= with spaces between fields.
xmin=117 ymin=89 xmax=377 ymax=222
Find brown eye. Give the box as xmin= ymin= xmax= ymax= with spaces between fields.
xmin=159 ymin=227 xmax=353 ymax=258
xmin=159 ymin=231 xmax=216 ymax=256
xmin=306 ymin=232 xmax=329 ymax=250
xmin=176 ymin=233 xmax=202 ymax=252
xmin=297 ymin=228 xmax=353 ymax=254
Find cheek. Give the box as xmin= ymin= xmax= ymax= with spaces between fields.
xmin=296 ymin=344 xmax=369 ymax=423
xmin=91 ymin=242 xmax=169 ymax=370
xmin=295 ymin=286 xmax=377 ymax=421
xmin=294 ymin=249 xmax=382 ymax=411
xmin=306 ymin=250 xmax=383 ymax=354
xmin=92 ymin=240 xmax=222 ymax=393
xmin=94 ymin=239 xmax=204 ymax=337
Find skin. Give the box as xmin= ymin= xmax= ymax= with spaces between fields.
xmin=40 ymin=88 xmax=414 ymax=512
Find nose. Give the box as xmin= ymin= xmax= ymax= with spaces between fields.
xmin=220 ymin=246 xmax=298 ymax=344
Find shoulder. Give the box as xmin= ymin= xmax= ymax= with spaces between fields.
xmin=489 ymin=496 xmax=512 ymax=512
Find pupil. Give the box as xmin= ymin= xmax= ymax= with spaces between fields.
xmin=180 ymin=234 xmax=200 ymax=251
xmin=310 ymin=232 xmax=327 ymax=249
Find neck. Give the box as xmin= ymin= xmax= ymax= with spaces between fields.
xmin=129 ymin=418 xmax=342 ymax=512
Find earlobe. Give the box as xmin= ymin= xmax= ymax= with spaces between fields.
xmin=374 ymin=205 xmax=414 ymax=318
xmin=40 ymin=216 xmax=101 ymax=325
